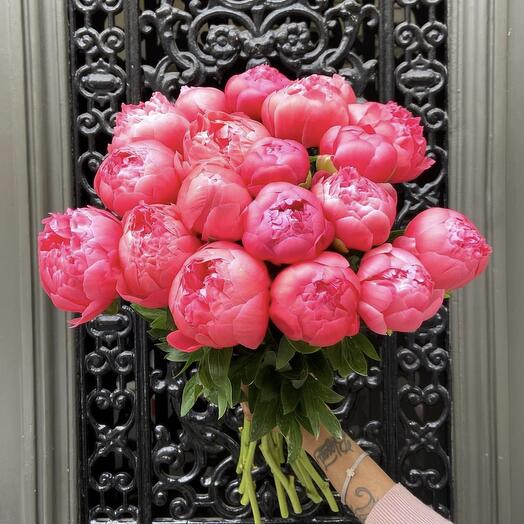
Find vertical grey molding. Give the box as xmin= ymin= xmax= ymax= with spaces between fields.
xmin=0 ymin=0 xmax=75 ymax=523
xmin=448 ymin=0 xmax=511 ymax=523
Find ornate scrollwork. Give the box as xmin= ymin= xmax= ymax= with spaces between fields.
xmin=70 ymin=0 xmax=451 ymax=520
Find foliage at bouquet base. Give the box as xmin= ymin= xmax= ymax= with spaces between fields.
xmin=38 ymin=64 xmax=492 ymax=522
xmin=132 ymin=302 xmax=378 ymax=522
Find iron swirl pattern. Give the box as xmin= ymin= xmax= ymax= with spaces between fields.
xmin=69 ymin=0 xmax=451 ymax=521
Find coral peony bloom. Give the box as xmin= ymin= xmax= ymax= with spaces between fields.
xmin=173 ymin=86 xmax=227 ymax=122
xmin=117 ymin=204 xmax=201 ymax=308
xmin=177 ymin=162 xmax=252 ymax=241
xmin=239 ymin=137 xmax=310 ymax=196
xmin=242 ymin=182 xmax=334 ymax=265
xmin=270 ymin=252 xmax=360 ymax=347
xmin=167 ymin=242 xmax=271 ymax=351
xmin=320 ymin=125 xmax=398 ymax=183
xmin=261 ymin=74 xmax=356 ymax=147
xmin=224 ymin=64 xmax=291 ymax=120
xmin=94 ymin=140 xmax=181 ymax=217
xmin=38 ymin=207 xmax=122 ymax=327
xmin=109 ymin=92 xmax=188 ymax=153
xmin=393 ymin=208 xmax=492 ymax=290
xmin=347 ymin=101 xmax=434 ymax=183
xmin=312 ymin=167 xmax=397 ymax=252
xmin=357 ymin=244 xmax=444 ymax=335
xmin=183 ymin=110 xmax=270 ymax=169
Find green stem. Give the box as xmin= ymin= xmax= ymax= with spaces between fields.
xmin=298 ymin=450 xmax=339 ymax=513
xmin=239 ymin=440 xmax=262 ymax=524
xmin=260 ymin=435 xmax=302 ymax=514
xmin=290 ymin=458 xmax=322 ymax=504
xmin=270 ymin=431 xmax=290 ymax=518
xmin=272 ymin=430 xmax=285 ymax=464
xmin=237 ymin=419 xmax=251 ymax=474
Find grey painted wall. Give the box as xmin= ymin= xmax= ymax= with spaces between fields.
xmin=507 ymin=0 xmax=524 ymax=518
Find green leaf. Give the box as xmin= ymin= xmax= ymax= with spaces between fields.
xmin=306 ymin=352 xmax=334 ymax=386
xmin=311 ymin=381 xmax=344 ymax=404
xmin=230 ymin=374 xmax=242 ymax=405
xmin=216 ymin=378 xmax=233 ymax=418
xmin=286 ymin=337 xmax=320 ymax=354
xmin=276 ymin=337 xmax=296 ymax=370
xmin=324 ymin=341 xmax=352 ymax=376
xmin=387 ymin=228 xmax=405 ymax=242
xmin=174 ymin=348 xmax=205 ymax=376
xmin=242 ymin=350 xmax=265 ymax=385
xmin=180 ymin=373 xmax=203 ymax=416
xmin=302 ymin=380 xmax=321 ymax=438
xmin=282 ymin=358 xmax=309 ymax=389
xmin=247 ymin=386 xmax=259 ymax=413
xmin=295 ymin=407 xmax=315 ymax=436
xmin=164 ymin=350 xmax=192 ymax=362
xmin=352 ymin=333 xmax=381 ymax=362
xmin=104 ymin=299 xmax=120 ymax=315
xmin=281 ymin=379 xmax=301 ymax=415
xmin=251 ymin=398 xmax=277 ymax=441
xmin=156 ymin=340 xmax=172 ymax=353
xmin=132 ymin=304 xmax=173 ymax=328
xmin=198 ymin=351 xmax=215 ymax=390
xmin=284 ymin=416 xmax=302 ymax=463
xmin=316 ymin=401 xmax=342 ymax=439
xmin=208 ymin=348 xmax=233 ymax=382
xmin=343 ymin=338 xmax=368 ymax=376
xmin=255 ymin=365 xmax=280 ymax=401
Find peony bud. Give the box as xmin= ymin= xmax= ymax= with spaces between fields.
xmin=240 ymin=137 xmax=309 ymax=196
xmin=357 ymin=244 xmax=444 ymax=334
xmin=224 ymin=64 xmax=291 ymax=120
xmin=38 ymin=207 xmax=122 ymax=326
xmin=117 ymin=204 xmax=201 ymax=307
xmin=167 ymin=242 xmax=271 ymax=351
xmin=393 ymin=207 xmax=492 ymax=290
xmin=312 ymin=167 xmax=397 ymax=252
xmin=177 ymin=162 xmax=252 ymax=241
xmin=109 ymin=92 xmax=188 ymax=153
xmin=242 ymin=182 xmax=334 ymax=265
xmin=94 ymin=140 xmax=181 ymax=217
xmin=270 ymin=252 xmax=360 ymax=347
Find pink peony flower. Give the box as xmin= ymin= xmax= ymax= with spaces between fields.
xmin=357 ymin=244 xmax=444 ymax=335
xmin=109 ymin=92 xmax=188 ymax=153
xmin=270 ymin=252 xmax=360 ymax=347
xmin=173 ymin=86 xmax=227 ymax=122
xmin=38 ymin=207 xmax=122 ymax=327
xmin=177 ymin=162 xmax=252 ymax=241
xmin=239 ymin=137 xmax=310 ymax=196
xmin=393 ymin=208 xmax=492 ymax=290
xmin=117 ymin=204 xmax=201 ymax=308
xmin=183 ymin=110 xmax=270 ymax=169
xmin=312 ymin=167 xmax=397 ymax=252
xmin=224 ymin=64 xmax=291 ymax=120
xmin=167 ymin=242 xmax=271 ymax=351
xmin=319 ymin=125 xmax=342 ymax=154
xmin=320 ymin=125 xmax=398 ymax=183
xmin=94 ymin=140 xmax=181 ymax=217
xmin=347 ymin=101 xmax=434 ymax=183
xmin=242 ymin=182 xmax=334 ymax=265
xmin=261 ymin=74 xmax=356 ymax=147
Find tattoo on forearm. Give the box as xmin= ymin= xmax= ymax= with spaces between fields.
xmin=313 ymin=435 xmax=353 ymax=470
xmin=352 ymin=486 xmax=377 ymax=522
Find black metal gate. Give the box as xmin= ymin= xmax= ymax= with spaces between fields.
xmin=69 ymin=1 xmax=450 ymax=522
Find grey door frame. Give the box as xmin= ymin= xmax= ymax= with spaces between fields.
xmin=0 ymin=0 xmax=520 ymax=522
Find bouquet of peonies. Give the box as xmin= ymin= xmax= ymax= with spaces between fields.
xmin=38 ymin=65 xmax=491 ymax=522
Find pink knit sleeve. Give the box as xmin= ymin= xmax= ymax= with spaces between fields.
xmin=365 ymin=484 xmax=452 ymax=524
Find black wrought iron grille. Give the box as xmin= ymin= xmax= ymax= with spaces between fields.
xmin=69 ymin=1 xmax=450 ymax=522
